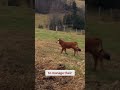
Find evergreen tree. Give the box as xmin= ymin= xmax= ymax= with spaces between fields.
xmin=72 ymin=1 xmax=77 ymax=16
xmin=63 ymin=1 xmax=85 ymax=29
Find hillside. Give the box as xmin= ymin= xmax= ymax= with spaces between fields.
xmin=75 ymin=0 xmax=85 ymax=9
xmin=35 ymin=28 xmax=85 ymax=90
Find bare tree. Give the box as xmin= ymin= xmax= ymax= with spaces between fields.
xmin=48 ymin=0 xmax=65 ymax=30
xmin=50 ymin=0 xmax=65 ymax=13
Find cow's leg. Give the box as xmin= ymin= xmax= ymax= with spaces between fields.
xmin=64 ymin=49 xmax=68 ymax=55
xmin=93 ymin=55 xmax=98 ymax=71
xmin=74 ymin=49 xmax=76 ymax=56
xmin=75 ymin=50 xmax=78 ymax=55
xmin=61 ymin=48 xmax=64 ymax=54
xmin=77 ymin=50 xmax=79 ymax=55
xmin=100 ymin=57 xmax=104 ymax=71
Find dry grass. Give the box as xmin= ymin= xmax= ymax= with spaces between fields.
xmin=35 ymin=13 xmax=49 ymax=28
xmin=35 ymin=29 xmax=85 ymax=90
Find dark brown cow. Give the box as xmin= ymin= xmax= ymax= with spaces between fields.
xmin=85 ymin=37 xmax=110 ymax=71
xmin=57 ymin=39 xmax=81 ymax=56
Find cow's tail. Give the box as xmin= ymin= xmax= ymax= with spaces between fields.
xmin=95 ymin=38 xmax=103 ymax=53
xmin=74 ymin=42 xmax=78 ymax=47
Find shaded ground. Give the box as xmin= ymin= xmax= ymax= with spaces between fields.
xmin=0 ymin=6 xmax=34 ymax=89
xmin=85 ymin=10 xmax=120 ymax=90
xmin=0 ymin=30 xmax=34 ymax=89
xmin=86 ymin=53 xmax=120 ymax=90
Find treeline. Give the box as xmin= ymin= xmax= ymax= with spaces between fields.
xmin=63 ymin=1 xmax=85 ymax=29
xmin=86 ymin=0 xmax=120 ymax=21
xmin=40 ymin=1 xmax=85 ymax=30
xmin=0 ymin=0 xmax=34 ymax=8
xmin=35 ymin=0 xmax=68 ymax=14
xmin=86 ymin=0 xmax=120 ymax=9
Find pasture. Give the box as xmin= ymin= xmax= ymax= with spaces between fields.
xmin=35 ymin=28 xmax=85 ymax=90
xmin=86 ymin=10 xmax=120 ymax=89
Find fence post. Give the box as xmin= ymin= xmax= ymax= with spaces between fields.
xmin=76 ymin=28 xmax=77 ymax=33
xmin=63 ymin=25 xmax=65 ymax=32
xmin=80 ymin=30 xmax=82 ymax=35
xmin=48 ymin=25 xmax=50 ymax=30
xmin=56 ymin=26 xmax=58 ymax=32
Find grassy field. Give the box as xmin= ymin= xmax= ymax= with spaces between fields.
xmin=35 ymin=13 xmax=64 ymax=28
xmin=35 ymin=28 xmax=85 ymax=90
xmin=35 ymin=28 xmax=85 ymax=48
xmin=35 ymin=13 xmax=48 ymax=28
xmin=86 ymin=10 xmax=120 ymax=89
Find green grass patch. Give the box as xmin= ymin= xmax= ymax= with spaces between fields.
xmin=35 ymin=28 xmax=85 ymax=48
